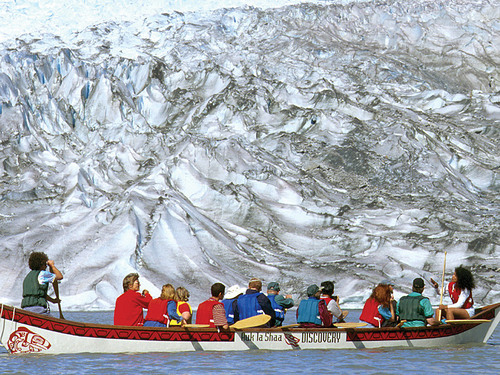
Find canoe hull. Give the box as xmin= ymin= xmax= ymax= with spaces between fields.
xmin=1 ymin=303 xmax=499 ymax=354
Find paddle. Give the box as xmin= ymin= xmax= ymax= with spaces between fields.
xmin=437 ymin=251 xmax=447 ymax=322
xmin=52 ymin=281 xmax=65 ymax=320
xmin=445 ymin=319 xmax=491 ymax=325
xmin=183 ymin=324 xmax=210 ymax=328
xmin=230 ymin=314 xmax=271 ymax=329
xmin=334 ymin=322 xmax=367 ymax=328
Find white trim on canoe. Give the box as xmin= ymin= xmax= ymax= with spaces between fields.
xmin=1 ymin=303 xmax=499 ymax=354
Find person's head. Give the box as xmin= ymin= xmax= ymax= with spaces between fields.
xmin=267 ymin=282 xmax=280 ymax=295
xmin=248 ymin=278 xmax=262 ymax=292
xmin=412 ymin=278 xmax=425 ymax=294
xmin=211 ymin=282 xmax=226 ymax=299
xmin=28 ymin=252 xmax=49 ymax=271
xmin=379 ymin=279 xmax=395 ymax=292
xmin=307 ymin=284 xmax=321 ymax=298
xmin=454 ymin=266 xmax=475 ymax=290
xmin=160 ymin=284 xmax=177 ymax=301
xmin=320 ymin=281 xmax=335 ymax=297
xmin=370 ymin=284 xmax=392 ymax=307
xmin=122 ymin=273 xmax=140 ymax=292
xmin=176 ymin=286 xmax=190 ymax=302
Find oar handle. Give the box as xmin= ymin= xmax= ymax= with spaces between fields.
xmin=53 ymin=281 xmax=65 ymax=320
xmin=437 ymin=251 xmax=447 ymax=321
xmin=439 ymin=251 xmax=447 ymax=305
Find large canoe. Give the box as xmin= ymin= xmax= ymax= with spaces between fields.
xmin=1 ymin=303 xmax=499 ymax=354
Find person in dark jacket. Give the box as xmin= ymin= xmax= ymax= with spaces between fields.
xmin=21 ymin=252 xmax=63 ymax=315
xmin=397 ymin=278 xmax=438 ymax=327
xmin=233 ymin=278 xmax=276 ymax=327
xmin=267 ymin=281 xmax=294 ymax=327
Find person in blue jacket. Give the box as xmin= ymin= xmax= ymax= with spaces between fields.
xmin=221 ymin=285 xmax=245 ymax=324
xmin=233 ymin=278 xmax=276 ymax=327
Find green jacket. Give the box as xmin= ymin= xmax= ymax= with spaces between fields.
xmin=397 ymin=292 xmax=434 ymax=327
xmin=21 ymin=270 xmax=48 ymax=308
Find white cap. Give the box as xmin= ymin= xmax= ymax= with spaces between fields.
xmin=225 ymin=285 xmax=245 ymax=299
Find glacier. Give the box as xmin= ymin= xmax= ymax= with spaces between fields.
xmin=0 ymin=0 xmax=499 ymax=310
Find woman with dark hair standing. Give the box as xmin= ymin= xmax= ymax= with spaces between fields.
xmin=436 ymin=266 xmax=475 ymax=320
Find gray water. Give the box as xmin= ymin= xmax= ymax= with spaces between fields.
xmin=1 ymin=310 xmax=499 ymax=374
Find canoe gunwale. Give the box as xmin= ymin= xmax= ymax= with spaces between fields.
xmin=1 ymin=303 xmax=499 ymax=333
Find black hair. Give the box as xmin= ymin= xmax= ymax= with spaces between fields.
xmin=211 ymin=282 xmax=225 ymax=297
xmin=455 ymin=266 xmax=475 ymax=290
xmin=28 ymin=252 xmax=48 ymax=270
xmin=321 ymin=281 xmax=334 ymax=297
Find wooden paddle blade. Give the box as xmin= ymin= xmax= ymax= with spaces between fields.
xmin=183 ymin=324 xmax=211 ymax=328
xmin=334 ymin=322 xmax=367 ymax=328
xmin=230 ymin=314 xmax=271 ymax=329
xmin=445 ymin=319 xmax=491 ymax=325
xmin=276 ymin=323 xmax=300 ymax=329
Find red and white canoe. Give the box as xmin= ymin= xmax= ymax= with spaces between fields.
xmin=1 ymin=303 xmax=499 ymax=354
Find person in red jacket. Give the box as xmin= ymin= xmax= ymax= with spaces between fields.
xmin=359 ymin=284 xmax=396 ymax=328
xmin=433 ymin=265 xmax=476 ymax=320
xmin=114 ymin=273 xmax=152 ymax=326
xmin=196 ymin=283 xmax=229 ymax=329
xmin=144 ymin=284 xmax=184 ymax=327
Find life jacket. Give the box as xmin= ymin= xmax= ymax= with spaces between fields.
xmin=237 ymin=293 xmax=264 ymax=319
xmin=448 ymin=282 xmax=474 ymax=309
xmin=144 ymin=298 xmax=169 ymax=325
xmin=398 ymin=295 xmax=427 ymax=322
xmin=297 ymin=298 xmax=322 ymax=325
xmin=170 ymin=301 xmax=192 ymax=325
xmin=196 ymin=299 xmax=223 ymax=327
xmin=222 ymin=299 xmax=236 ymax=324
xmin=21 ymin=270 xmax=48 ymax=308
xmin=359 ymin=298 xmax=384 ymax=327
xmin=268 ymin=294 xmax=285 ymax=323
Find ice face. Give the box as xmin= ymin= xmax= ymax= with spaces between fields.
xmin=0 ymin=0 xmax=499 ymax=310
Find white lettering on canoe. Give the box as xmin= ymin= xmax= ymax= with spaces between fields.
xmin=241 ymin=332 xmax=283 ymax=342
xmin=301 ymin=331 xmax=341 ymax=344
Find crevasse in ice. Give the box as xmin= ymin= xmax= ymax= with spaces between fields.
xmin=0 ymin=0 xmax=498 ymax=310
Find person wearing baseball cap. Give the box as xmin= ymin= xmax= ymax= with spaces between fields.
xmin=296 ymin=284 xmax=332 ymax=327
xmin=266 ymin=282 xmax=294 ymax=327
xmin=396 ymin=277 xmax=438 ymax=327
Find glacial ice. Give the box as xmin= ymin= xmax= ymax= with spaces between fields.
xmin=0 ymin=0 xmax=499 ymax=311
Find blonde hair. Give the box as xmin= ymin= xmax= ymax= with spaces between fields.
xmin=160 ymin=284 xmax=178 ymax=301
xmin=176 ymin=286 xmax=190 ymax=302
